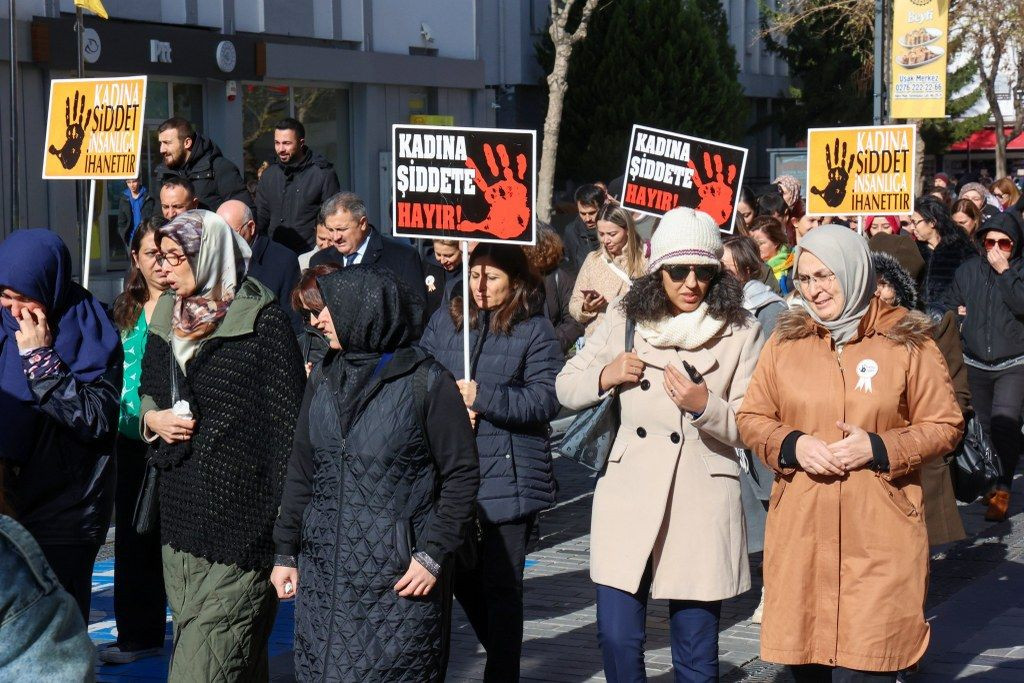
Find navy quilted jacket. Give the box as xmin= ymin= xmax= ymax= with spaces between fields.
xmin=419 ymin=306 xmax=562 ymax=523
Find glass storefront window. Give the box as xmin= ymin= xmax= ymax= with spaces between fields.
xmin=242 ymin=85 xmax=351 ymax=188
xmin=172 ymin=83 xmax=205 ymax=130
xmin=242 ymin=84 xmax=290 ymax=179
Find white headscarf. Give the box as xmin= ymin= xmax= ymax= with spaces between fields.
xmin=792 ymin=224 xmax=875 ymax=348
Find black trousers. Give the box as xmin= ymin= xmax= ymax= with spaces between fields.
xmin=967 ymin=364 xmax=1024 ymax=489
xmin=41 ymin=543 xmax=101 ymax=623
xmin=112 ymin=435 xmax=167 ymax=649
xmin=453 ymin=515 xmax=534 ymax=683
xmin=790 ymin=664 xmax=897 ymax=682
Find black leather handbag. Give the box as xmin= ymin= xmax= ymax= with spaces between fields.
xmin=952 ymin=415 xmax=1003 ymax=504
xmin=132 ymin=352 xmax=178 ymax=535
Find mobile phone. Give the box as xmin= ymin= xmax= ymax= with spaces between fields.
xmin=581 ymin=289 xmax=599 ymax=298
xmin=682 ymin=360 xmax=704 ymax=384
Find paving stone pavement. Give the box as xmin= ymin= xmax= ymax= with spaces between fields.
xmin=93 ymin=456 xmax=1024 ymax=681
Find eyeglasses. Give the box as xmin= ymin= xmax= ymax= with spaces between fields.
xmin=155 ymin=251 xmax=188 ymax=266
xmin=795 ymin=272 xmax=837 ymax=290
xmin=899 ymin=220 xmax=911 ymax=228
xmin=984 ymin=237 xmax=1014 ymax=253
xmin=662 ymin=264 xmax=718 ymax=283
xmin=993 ymin=192 xmax=1006 ymax=200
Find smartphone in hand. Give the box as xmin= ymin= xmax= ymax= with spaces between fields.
xmin=681 ymin=360 xmax=704 ymax=384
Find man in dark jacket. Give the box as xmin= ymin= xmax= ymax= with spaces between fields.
xmin=154 ymin=117 xmax=250 ymax=211
xmin=117 ymin=177 xmax=155 ymax=247
xmin=310 ymin=192 xmax=428 ymax=312
xmin=562 ymin=183 xmax=607 ymax=273
xmin=217 ymin=199 xmax=304 ymax=335
xmin=256 ymin=118 xmax=341 ymax=254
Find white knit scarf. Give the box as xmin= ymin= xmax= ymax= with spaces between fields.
xmin=636 ymin=301 xmax=727 ymax=350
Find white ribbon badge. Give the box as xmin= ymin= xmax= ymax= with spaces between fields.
xmin=855 ymin=359 xmax=878 ymax=393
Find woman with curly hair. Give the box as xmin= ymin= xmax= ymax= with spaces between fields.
xmin=910 ymin=195 xmax=977 ymax=317
xmin=556 ymin=208 xmax=764 ymax=679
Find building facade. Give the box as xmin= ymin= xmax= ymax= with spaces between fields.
xmin=1 ymin=0 xmax=493 ymax=299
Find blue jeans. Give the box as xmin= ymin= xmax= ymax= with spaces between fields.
xmin=596 ymin=565 xmax=721 ymax=682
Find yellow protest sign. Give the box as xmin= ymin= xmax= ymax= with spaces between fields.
xmin=805 ymin=125 xmax=916 ymax=216
xmin=890 ymin=0 xmax=948 ymax=118
xmin=42 ymin=76 xmax=147 ymax=179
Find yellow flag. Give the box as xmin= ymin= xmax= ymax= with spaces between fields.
xmin=73 ymin=0 xmax=109 ymax=20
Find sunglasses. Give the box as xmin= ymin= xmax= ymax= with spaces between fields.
xmin=662 ymin=264 xmax=719 ymax=283
xmin=984 ymin=237 xmax=1014 ymax=253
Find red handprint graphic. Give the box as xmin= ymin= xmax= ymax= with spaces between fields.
xmin=687 ymin=152 xmax=737 ymax=226
xmin=458 ymin=143 xmax=530 ymax=240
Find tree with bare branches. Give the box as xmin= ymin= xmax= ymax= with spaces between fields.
xmin=958 ymin=0 xmax=1024 ymax=178
xmin=537 ymin=0 xmax=601 ymax=223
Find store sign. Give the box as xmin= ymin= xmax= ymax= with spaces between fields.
xmin=391 ymin=124 xmax=536 ymax=245
xmin=410 ymin=115 xmax=455 ymax=126
xmin=42 ymin=76 xmax=147 ymax=180
xmin=805 ymin=125 xmax=916 ymax=216
xmin=890 ymin=0 xmax=948 ymax=118
xmin=31 ymin=17 xmax=262 ymax=80
xmin=620 ymin=124 xmax=748 ymax=233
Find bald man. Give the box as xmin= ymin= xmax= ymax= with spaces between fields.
xmin=218 ymin=199 xmax=303 ymax=334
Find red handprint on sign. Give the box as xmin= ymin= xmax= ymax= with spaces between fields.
xmin=458 ymin=143 xmax=530 ymax=240
xmin=687 ymin=151 xmax=737 ymax=226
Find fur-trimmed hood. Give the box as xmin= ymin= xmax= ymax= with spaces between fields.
xmin=774 ymin=297 xmax=932 ymax=350
xmin=872 ymin=252 xmax=919 ymax=310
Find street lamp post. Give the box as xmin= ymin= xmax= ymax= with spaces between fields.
xmin=7 ymin=0 xmax=18 ymax=232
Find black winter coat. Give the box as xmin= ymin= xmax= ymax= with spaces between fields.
xmin=541 ymin=267 xmax=584 ymax=353
xmin=154 ymin=134 xmax=250 ymax=211
xmin=8 ymin=349 xmax=122 ymax=547
xmin=311 ymin=230 xmax=428 ymax=317
xmin=274 ymin=349 xmax=479 ymax=682
xmin=944 ymin=215 xmax=1024 ymax=366
xmin=140 ymin=286 xmax=305 ymax=571
xmin=246 ymin=234 xmax=303 ymax=334
xmin=418 ymin=307 xmax=562 ymax=523
xmin=918 ymin=238 xmax=976 ymax=318
xmin=256 ymin=149 xmax=341 ymax=253
xmin=561 ymin=216 xmax=599 ymax=274
xmin=116 ymin=191 xmax=155 ymax=246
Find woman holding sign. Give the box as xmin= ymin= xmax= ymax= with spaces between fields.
xmin=737 ymin=225 xmax=963 ymax=680
xmin=557 ymin=208 xmax=763 ymax=680
xmin=419 ymin=243 xmax=562 ymax=682
xmin=569 ymin=204 xmax=647 ymax=338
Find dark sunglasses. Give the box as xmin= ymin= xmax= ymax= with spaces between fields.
xmin=984 ymin=237 xmax=1014 ymax=253
xmin=662 ymin=264 xmax=718 ymax=283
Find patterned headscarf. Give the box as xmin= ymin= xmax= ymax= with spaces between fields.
xmin=773 ymin=175 xmax=803 ymax=207
xmin=159 ymin=210 xmax=251 ymax=369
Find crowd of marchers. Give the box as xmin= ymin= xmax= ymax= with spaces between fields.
xmin=1 ymin=115 xmax=1024 ymax=683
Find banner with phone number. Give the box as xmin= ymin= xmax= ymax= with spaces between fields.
xmin=890 ymin=0 xmax=948 ymax=119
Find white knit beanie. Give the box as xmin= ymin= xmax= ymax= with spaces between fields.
xmin=647 ymin=207 xmax=723 ymax=273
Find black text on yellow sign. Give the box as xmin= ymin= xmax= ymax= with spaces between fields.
xmin=805 ymin=125 xmax=917 ymax=216
xmin=42 ymin=76 xmax=148 ymax=180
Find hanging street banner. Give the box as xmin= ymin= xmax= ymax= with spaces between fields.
xmin=805 ymin=125 xmax=917 ymax=216
xmin=391 ymin=124 xmax=536 ymax=245
xmin=42 ymin=75 xmax=147 ymax=179
xmin=621 ymin=124 xmax=748 ymax=233
xmin=890 ymin=0 xmax=949 ymax=119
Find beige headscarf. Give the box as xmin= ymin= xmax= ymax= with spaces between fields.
xmin=158 ymin=210 xmax=251 ymax=370
xmin=792 ymin=224 xmax=875 ymax=349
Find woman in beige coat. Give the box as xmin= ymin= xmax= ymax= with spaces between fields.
xmin=557 ymin=208 xmax=763 ymax=681
xmin=568 ymin=204 xmax=647 ymax=337
xmin=737 ymin=225 xmax=964 ymax=681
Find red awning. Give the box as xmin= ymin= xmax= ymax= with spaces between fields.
xmin=949 ymin=128 xmax=1024 ymax=151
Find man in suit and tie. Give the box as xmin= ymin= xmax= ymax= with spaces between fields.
xmin=310 ymin=192 xmax=427 ymax=309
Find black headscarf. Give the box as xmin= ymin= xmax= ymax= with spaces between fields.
xmin=316 ymin=265 xmax=423 ymax=433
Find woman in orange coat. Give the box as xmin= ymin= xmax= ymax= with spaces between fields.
xmin=737 ymin=225 xmax=964 ymax=680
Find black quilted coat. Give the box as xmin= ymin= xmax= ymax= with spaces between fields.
xmin=273 ymin=267 xmax=479 ymax=682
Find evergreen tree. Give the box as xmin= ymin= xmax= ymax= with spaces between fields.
xmin=540 ymin=0 xmax=746 ymax=186
xmin=763 ymin=8 xmax=873 ymax=139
